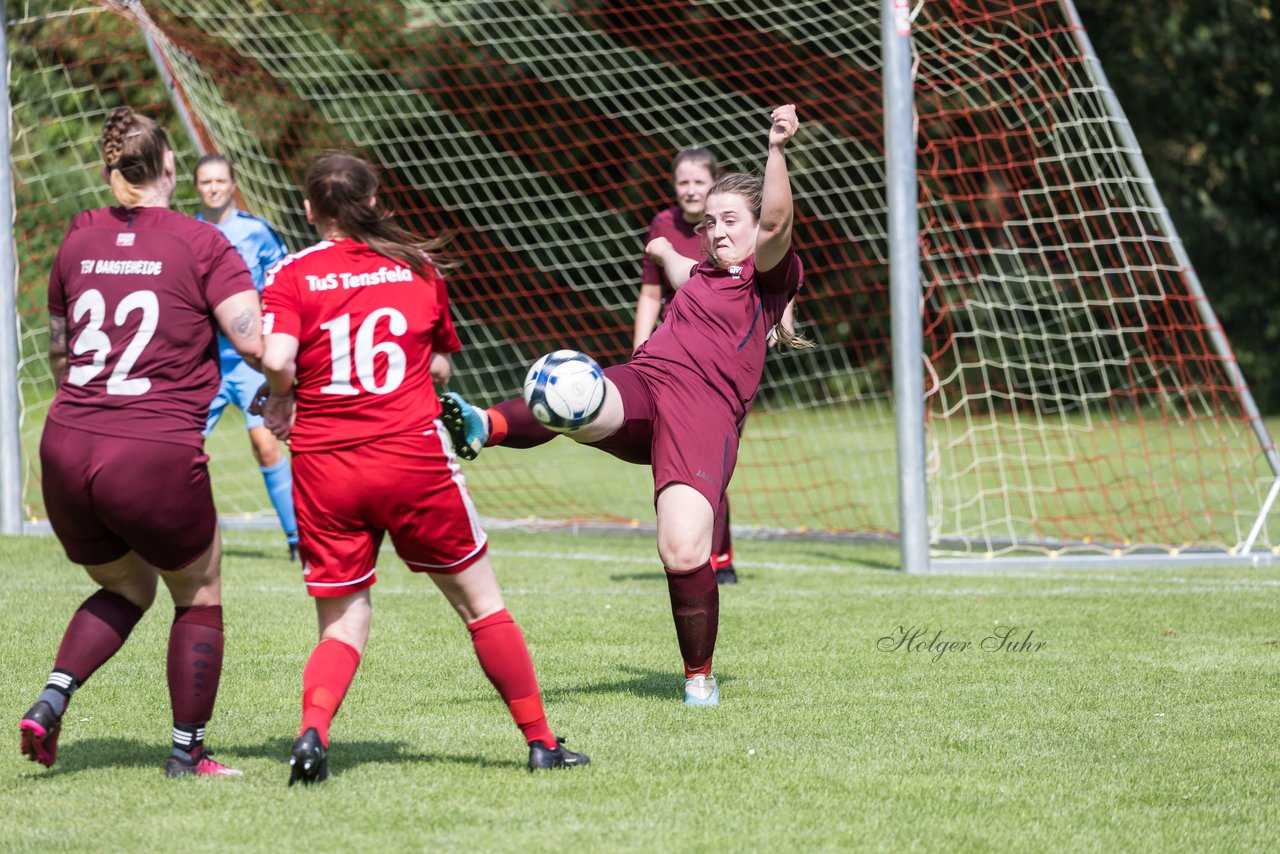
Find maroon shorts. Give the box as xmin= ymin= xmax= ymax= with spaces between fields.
xmin=291 ymin=426 xmax=488 ymax=598
xmin=40 ymin=419 xmax=216 ymax=570
xmin=590 ymin=364 xmax=740 ymax=512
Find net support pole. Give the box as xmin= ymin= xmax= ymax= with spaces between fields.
xmin=1062 ymin=0 xmax=1280 ymax=481
xmin=883 ymin=0 xmax=929 ymax=573
xmin=136 ymin=11 xmax=206 ymax=157
xmin=0 ymin=4 xmax=25 ymax=535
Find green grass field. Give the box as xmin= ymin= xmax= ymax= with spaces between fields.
xmin=2 ymin=528 xmax=1278 ymax=852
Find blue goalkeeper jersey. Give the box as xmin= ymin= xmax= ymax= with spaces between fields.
xmin=197 ymin=208 xmax=287 ymax=369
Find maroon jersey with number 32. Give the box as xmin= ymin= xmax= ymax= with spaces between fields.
xmin=46 ymin=206 xmax=254 ymax=447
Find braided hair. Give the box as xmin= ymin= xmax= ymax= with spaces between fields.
xmin=100 ymin=106 xmax=171 ymax=206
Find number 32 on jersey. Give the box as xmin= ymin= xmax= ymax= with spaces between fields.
xmin=66 ymin=288 xmax=159 ymax=396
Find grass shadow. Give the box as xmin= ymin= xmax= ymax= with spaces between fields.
xmin=607 ymin=572 xmax=666 ymax=582
xmin=232 ymin=736 xmax=524 ymax=775
xmin=22 ymin=736 xmax=173 ymax=777
xmin=554 ymin=664 xmax=731 ymax=700
xmin=794 ymin=549 xmax=901 ymax=570
xmin=20 ymin=734 xmax=522 ymax=780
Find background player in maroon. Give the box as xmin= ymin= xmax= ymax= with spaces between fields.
xmin=20 ymin=107 xmax=263 ymax=778
xmin=254 ymin=152 xmax=587 ymax=784
xmin=443 ymin=104 xmax=809 ymax=706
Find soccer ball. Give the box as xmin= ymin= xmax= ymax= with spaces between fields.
xmin=523 ymin=349 xmax=606 ymax=432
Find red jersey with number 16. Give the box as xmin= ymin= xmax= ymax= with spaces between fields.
xmin=262 ymin=238 xmax=462 ymax=453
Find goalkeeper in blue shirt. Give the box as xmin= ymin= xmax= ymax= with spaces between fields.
xmin=195 ymin=153 xmax=298 ymax=559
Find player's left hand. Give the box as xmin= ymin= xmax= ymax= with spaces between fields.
xmin=259 ymin=390 xmax=297 ymax=442
xmin=769 ymin=103 xmax=799 ymax=149
xmin=248 ymin=382 xmax=271 ymax=417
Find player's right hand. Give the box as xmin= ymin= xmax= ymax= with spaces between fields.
xmin=645 ymin=236 xmax=673 ymax=262
xmin=769 ymin=104 xmax=799 ymax=149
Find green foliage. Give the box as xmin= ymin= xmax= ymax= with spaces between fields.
xmin=1076 ymin=0 xmax=1280 ymax=409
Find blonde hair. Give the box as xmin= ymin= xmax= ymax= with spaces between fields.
xmin=100 ymin=106 xmax=170 ymax=207
xmin=705 ymin=173 xmax=814 ymax=350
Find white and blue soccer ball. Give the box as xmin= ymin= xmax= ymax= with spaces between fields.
xmin=523 ymin=349 xmax=606 ymax=432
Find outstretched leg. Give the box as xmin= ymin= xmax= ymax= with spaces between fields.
xmin=440 ymin=372 xmax=630 ymax=459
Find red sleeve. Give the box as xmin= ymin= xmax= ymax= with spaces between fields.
xmin=431 ymin=275 xmax=463 ymax=354
xmin=262 ymin=257 xmax=302 ymax=338
xmin=201 ymin=228 xmax=255 ymax=310
xmin=639 ymin=215 xmax=662 ymax=287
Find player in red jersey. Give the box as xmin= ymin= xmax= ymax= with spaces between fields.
xmin=20 ymin=107 xmax=262 ymax=778
xmin=443 ymin=105 xmax=810 ymax=706
xmin=254 ymin=152 xmax=588 ymax=784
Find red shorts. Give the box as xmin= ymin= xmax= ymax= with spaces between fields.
xmin=589 ymin=364 xmax=740 ymax=513
xmin=291 ymin=426 xmax=488 ymax=598
xmin=40 ymin=419 xmax=216 ymax=570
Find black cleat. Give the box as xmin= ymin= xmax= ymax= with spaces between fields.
xmin=439 ymin=392 xmax=487 ymax=461
xmin=288 ymin=727 xmax=328 ymax=787
xmin=715 ymin=566 xmax=738 ymax=585
xmin=19 ymin=700 xmax=62 ymax=768
xmin=528 ymin=737 xmax=589 ymax=772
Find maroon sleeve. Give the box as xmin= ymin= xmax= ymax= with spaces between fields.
xmin=755 ymin=247 xmax=803 ymax=297
xmin=639 ymin=215 xmax=663 ymax=286
xmin=200 ymin=226 xmax=255 ymax=310
xmin=431 ymin=275 xmax=463 ymax=354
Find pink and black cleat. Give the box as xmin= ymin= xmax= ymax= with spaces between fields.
xmin=19 ymin=701 xmax=62 ymax=769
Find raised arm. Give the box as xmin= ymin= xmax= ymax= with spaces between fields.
xmin=212 ymin=290 xmax=264 ymax=370
xmin=644 ymin=236 xmax=698 ymax=290
xmin=754 ymin=104 xmax=799 ymax=274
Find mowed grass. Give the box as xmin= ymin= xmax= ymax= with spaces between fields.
xmin=1 ymin=529 xmax=1278 ymax=852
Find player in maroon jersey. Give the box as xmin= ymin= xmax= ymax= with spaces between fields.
xmin=634 ymin=147 xmax=742 ymax=585
xmin=253 ymin=152 xmax=587 ymax=784
xmin=443 ymin=104 xmax=810 ymax=706
xmin=19 ymin=107 xmax=263 ymax=778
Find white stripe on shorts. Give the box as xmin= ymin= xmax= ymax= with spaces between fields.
xmin=432 ymin=420 xmax=488 ymax=552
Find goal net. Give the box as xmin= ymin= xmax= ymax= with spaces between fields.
xmin=7 ymin=0 xmax=1277 ymax=561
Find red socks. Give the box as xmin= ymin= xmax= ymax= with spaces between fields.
xmin=168 ymin=605 xmax=224 ymax=726
xmin=665 ymin=560 xmax=719 ymax=677
xmin=300 ymin=638 xmax=362 ymax=747
xmin=489 ymin=399 xmax=557 ymax=449
xmin=467 ymin=609 xmax=555 ymax=749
